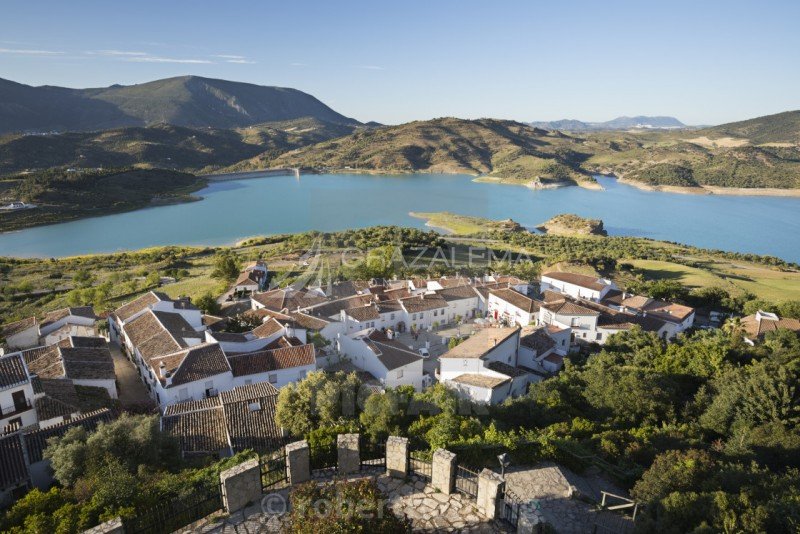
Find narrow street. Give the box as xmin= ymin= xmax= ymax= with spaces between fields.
xmin=109 ymin=343 xmax=156 ymax=411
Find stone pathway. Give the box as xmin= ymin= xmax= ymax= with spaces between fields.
xmin=108 ymin=343 xmax=155 ymax=410
xmin=504 ymin=462 xmax=632 ymax=534
xmin=189 ymin=472 xmax=509 ymax=533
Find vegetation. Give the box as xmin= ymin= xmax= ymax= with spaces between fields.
xmin=409 ymin=211 xmax=523 ymax=235
xmin=0 ymin=415 xmax=253 ymax=533
xmin=0 ymin=167 xmax=205 ymax=231
xmin=536 ymin=213 xmax=607 ymax=236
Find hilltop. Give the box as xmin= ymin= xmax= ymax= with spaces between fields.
xmin=0 ymin=75 xmax=360 ymax=134
xmin=695 ymin=110 xmax=800 ymax=145
xmin=243 ymin=117 xmax=598 ymax=187
xmin=530 ymin=116 xmax=686 ymax=131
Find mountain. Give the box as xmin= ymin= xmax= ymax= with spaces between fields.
xmin=0 ymin=118 xmax=362 ymax=176
xmin=696 ymin=110 xmax=800 ymax=144
xmin=530 ymin=116 xmax=685 ymax=131
xmin=0 ymin=76 xmax=360 ymax=134
xmin=233 ymin=117 xmax=596 ymax=186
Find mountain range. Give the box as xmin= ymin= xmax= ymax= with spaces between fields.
xmin=0 ymin=76 xmax=359 ymax=134
xmin=529 ymin=116 xmax=686 ymax=131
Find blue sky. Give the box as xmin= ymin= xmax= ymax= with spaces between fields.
xmin=1 ymin=0 xmax=798 ymax=125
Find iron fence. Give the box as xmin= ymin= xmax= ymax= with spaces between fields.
xmin=497 ymin=486 xmax=524 ymax=528
xmin=310 ymin=442 xmax=338 ymax=475
xmin=454 ymin=465 xmax=479 ymax=498
xmin=408 ymin=451 xmax=432 ymax=482
xmin=122 ymin=483 xmax=222 ymax=534
xmin=360 ymin=437 xmax=386 ymax=470
xmin=260 ymin=448 xmax=288 ymax=489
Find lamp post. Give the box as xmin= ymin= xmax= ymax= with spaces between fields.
xmin=498 ymin=453 xmax=510 ymax=478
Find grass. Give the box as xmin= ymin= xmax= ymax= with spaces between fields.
xmin=623 ymin=258 xmax=800 ymax=302
xmin=409 ymin=211 xmax=523 ymax=235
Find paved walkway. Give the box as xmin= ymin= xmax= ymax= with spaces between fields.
xmin=504 ymin=463 xmax=633 ymax=534
xmin=190 ymin=471 xmax=509 ymax=533
xmin=109 ymin=343 xmax=155 ymax=410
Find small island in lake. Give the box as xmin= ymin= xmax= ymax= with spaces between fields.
xmin=536 ymin=213 xmax=607 ymax=236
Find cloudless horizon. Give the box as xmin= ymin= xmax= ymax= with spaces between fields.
xmin=1 ymin=0 xmax=798 ymax=125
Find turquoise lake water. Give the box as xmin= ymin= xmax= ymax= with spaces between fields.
xmin=0 ymin=173 xmax=799 ymax=261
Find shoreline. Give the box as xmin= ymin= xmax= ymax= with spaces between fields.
xmin=615 ymin=175 xmax=800 ymax=198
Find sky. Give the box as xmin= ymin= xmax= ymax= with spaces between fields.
xmin=1 ymin=0 xmax=798 ymax=125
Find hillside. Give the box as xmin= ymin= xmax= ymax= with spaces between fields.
xmin=0 ymin=118 xmax=360 ymax=176
xmin=243 ymin=117 xmax=598 ymax=186
xmin=0 ymin=168 xmax=203 ymax=231
xmin=696 ymin=110 xmax=800 ymax=144
xmin=0 ymin=76 xmax=360 ymax=134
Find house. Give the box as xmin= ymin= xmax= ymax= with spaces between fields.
xmin=1 ymin=317 xmax=40 ymax=351
xmin=161 ymin=381 xmax=284 ymax=457
xmin=336 ymin=330 xmax=425 ymax=390
xmin=0 ymin=353 xmax=37 ymax=432
xmin=204 ymin=317 xmax=287 ymax=353
xmin=251 ymin=287 xmax=327 ymax=313
xmin=399 ymin=293 xmax=449 ymax=331
xmin=602 ymin=290 xmax=695 ymax=338
xmin=232 ymin=271 xmax=262 ymax=294
xmin=540 ymin=272 xmax=617 ymax=302
xmin=109 ymin=291 xmax=202 ymax=345
xmin=227 ymin=344 xmax=316 ymax=389
xmin=436 ymin=285 xmax=481 ymax=323
xmin=488 ymin=288 xmax=540 ymax=326
xmin=242 ymin=260 xmax=269 ymax=288
xmin=741 ymin=310 xmax=800 ymax=344
xmin=21 ymin=336 xmax=118 ymax=399
xmin=439 ymin=327 xmax=535 ymax=404
xmin=39 ymin=307 xmax=97 ymax=339
xmin=518 ymin=327 xmax=565 ymax=374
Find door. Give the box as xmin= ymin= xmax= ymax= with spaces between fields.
xmin=12 ymin=390 xmax=28 ymax=412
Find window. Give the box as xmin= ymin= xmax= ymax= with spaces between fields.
xmin=434 ymin=310 xmax=438 ymax=317
xmin=245 ymin=379 xmax=253 ymax=385
xmin=269 ymin=373 xmax=278 ymax=384
xmin=390 ymin=313 xmax=395 ymax=320
xmin=596 ymin=333 xmax=602 ymax=341
xmin=397 ymin=369 xmax=404 ymax=379
xmin=412 ymin=313 xmax=417 ymax=320
xmin=248 ymin=401 xmax=262 ymax=412
xmin=298 ymin=370 xmax=307 ymax=380
xmin=419 ymin=312 xmax=424 ymax=319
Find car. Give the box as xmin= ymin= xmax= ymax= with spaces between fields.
xmin=417 ymin=347 xmax=430 ymax=358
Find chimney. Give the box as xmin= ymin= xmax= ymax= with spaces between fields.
xmin=159 ymin=361 xmax=168 ymax=379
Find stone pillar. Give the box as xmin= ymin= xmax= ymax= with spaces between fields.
xmin=337 ymin=433 xmax=360 ymax=475
xmin=286 ymin=440 xmax=311 ymax=484
xmin=477 ymin=468 xmax=505 ymax=520
xmin=220 ymin=458 xmax=262 ymax=514
xmin=431 ymin=448 xmax=456 ymax=495
xmin=82 ymin=517 xmax=124 ymax=534
xmin=517 ymin=502 xmax=545 ymax=534
xmin=385 ymin=436 xmax=409 ymax=478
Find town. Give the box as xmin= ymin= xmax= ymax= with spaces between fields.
xmin=2 ymin=252 xmax=796 ymax=532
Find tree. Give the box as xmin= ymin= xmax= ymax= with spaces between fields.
xmin=195 ymin=292 xmax=221 ymax=315
xmin=360 ymin=389 xmax=406 ymax=439
xmin=632 ymin=449 xmax=717 ymax=502
xmin=145 ymin=272 xmax=161 ymax=288
xmin=275 ymin=371 xmax=364 ymax=437
xmin=211 ymin=251 xmax=240 ymax=282
xmin=45 ymin=414 xmax=180 ymax=487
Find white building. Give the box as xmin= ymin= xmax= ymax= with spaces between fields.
xmin=0 ymin=353 xmax=37 ymax=432
xmin=487 ymin=288 xmax=540 ymax=326
xmin=540 ymin=272 xmax=617 ymax=302
xmin=439 ymin=327 xmax=535 ymax=404
xmin=1 ymin=318 xmax=40 ymax=351
xmin=337 ymin=330 xmax=425 ymax=391
xmin=109 ymin=291 xmax=202 ymax=345
xmin=601 ymin=290 xmax=695 ymax=339
xmin=227 ymin=343 xmax=317 ymax=390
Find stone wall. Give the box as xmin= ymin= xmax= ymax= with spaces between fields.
xmin=477 ymin=468 xmax=505 ymax=520
xmin=337 ymin=433 xmax=360 ymax=475
xmin=431 ymin=448 xmax=457 ymax=495
xmin=286 ymin=440 xmax=310 ymax=484
xmin=220 ymin=458 xmax=262 ymax=514
xmin=82 ymin=517 xmax=123 ymax=534
xmin=386 ymin=436 xmax=408 ymax=478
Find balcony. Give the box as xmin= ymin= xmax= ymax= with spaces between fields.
xmin=0 ymin=398 xmax=33 ymax=419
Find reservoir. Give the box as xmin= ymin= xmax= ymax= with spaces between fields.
xmin=0 ymin=173 xmax=798 ymax=261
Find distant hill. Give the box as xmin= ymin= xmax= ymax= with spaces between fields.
xmin=0 ymin=76 xmax=360 ymax=134
xmin=696 ymin=110 xmax=800 ymax=144
xmin=235 ymin=117 xmax=597 ymax=186
xmin=530 ymin=116 xmax=686 ymax=131
xmin=0 ymin=118 xmax=360 ymax=176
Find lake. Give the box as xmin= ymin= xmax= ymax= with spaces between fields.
xmin=1 ymin=173 xmax=799 ymax=261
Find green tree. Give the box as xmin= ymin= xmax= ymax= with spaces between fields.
xmin=275 ymin=371 xmax=364 ymax=437
xmin=195 ymin=292 xmax=221 ymax=315
xmin=632 ymin=449 xmax=717 ymax=502
xmin=211 ymin=251 xmax=240 ymax=282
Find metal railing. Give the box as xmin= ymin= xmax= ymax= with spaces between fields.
xmin=454 ymin=465 xmax=479 ymax=498
xmin=0 ymin=398 xmax=32 ymax=418
xmin=409 ymin=451 xmax=432 ymax=482
xmin=260 ymin=449 xmax=288 ymax=489
xmin=122 ymin=483 xmax=222 ymax=534
xmin=497 ymin=486 xmax=526 ymax=528
xmin=360 ymin=437 xmax=386 ymax=471
xmin=309 ymin=442 xmax=338 ymax=475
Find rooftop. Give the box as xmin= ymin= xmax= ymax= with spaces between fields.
xmin=440 ymin=327 xmax=520 ymax=359
xmin=449 ymin=373 xmax=510 ymax=389
xmin=542 ymin=271 xmax=610 ymax=292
